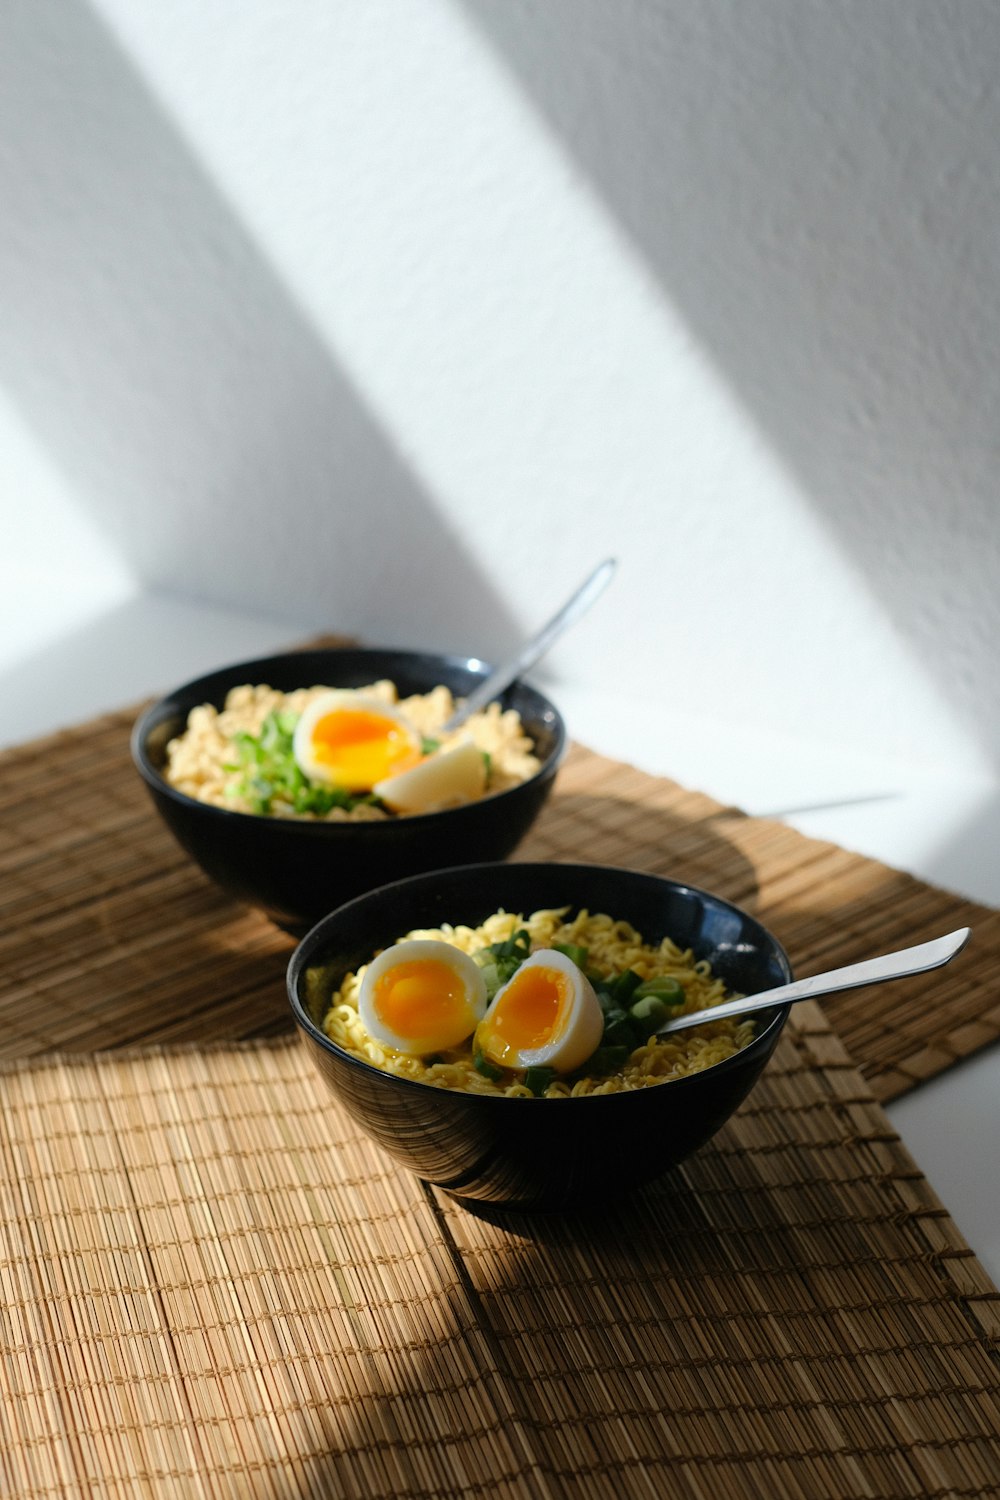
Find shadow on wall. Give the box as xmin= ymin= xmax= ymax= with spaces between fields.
xmin=459 ymin=0 xmax=1000 ymax=766
xmin=0 ymin=0 xmax=519 ymax=659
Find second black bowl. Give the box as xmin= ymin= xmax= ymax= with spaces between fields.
xmin=131 ymin=647 xmax=566 ymax=933
xmin=289 ymin=862 xmax=793 ymax=1210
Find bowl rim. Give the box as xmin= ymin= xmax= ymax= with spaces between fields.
xmin=286 ymin=860 xmax=793 ymax=1103
xmin=129 ymin=645 xmax=567 ymax=832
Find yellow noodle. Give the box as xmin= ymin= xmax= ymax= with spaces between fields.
xmin=164 ymin=679 xmax=540 ymax=819
xmin=319 ymin=907 xmax=754 ymax=1096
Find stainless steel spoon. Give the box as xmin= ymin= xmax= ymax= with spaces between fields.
xmin=440 ymin=557 xmax=617 ymax=734
xmin=654 ymin=926 xmax=971 ymax=1035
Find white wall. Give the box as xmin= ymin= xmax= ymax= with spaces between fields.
xmin=3 ymin=0 xmax=999 ymax=774
xmin=0 ymin=389 xmax=134 ymax=675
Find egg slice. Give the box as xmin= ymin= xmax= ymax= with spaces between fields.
xmin=358 ymin=939 xmax=488 ymax=1056
xmin=292 ymin=690 xmax=422 ymax=791
xmin=474 ymin=949 xmax=604 ymax=1075
xmin=373 ymin=739 xmax=486 ymax=814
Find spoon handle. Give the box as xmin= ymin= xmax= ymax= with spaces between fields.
xmin=441 ymin=558 xmax=617 ymax=733
xmin=655 ymin=926 xmax=971 ymax=1035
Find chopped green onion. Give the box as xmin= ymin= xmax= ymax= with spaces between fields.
xmin=634 ymin=976 xmax=686 ymax=1007
xmin=628 ymin=994 xmax=669 ymax=1034
xmin=602 ymin=1008 xmax=636 ymax=1049
xmin=611 ymin=968 xmax=643 ymax=1004
xmin=586 ymin=1044 xmax=630 ymax=1077
xmin=475 ymin=928 xmax=532 ymax=986
xmin=475 ymin=960 xmax=504 ymax=1000
xmin=473 ymin=1050 xmax=504 ymax=1082
xmin=226 ymin=709 xmax=373 ymax=817
xmin=523 ymin=1066 xmax=556 ymax=1097
xmin=553 ymin=942 xmax=589 ymax=969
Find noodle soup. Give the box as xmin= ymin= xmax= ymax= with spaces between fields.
xmin=288 ymin=863 xmax=792 ymax=1206
xmin=309 ymin=906 xmax=754 ymax=1098
xmin=164 ymin=679 xmax=540 ymax=821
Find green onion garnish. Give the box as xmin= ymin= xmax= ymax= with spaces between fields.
xmin=633 ymin=976 xmax=686 ymax=1007
xmin=524 ymin=1066 xmax=556 ymax=1097
xmin=473 ymin=1050 xmax=504 ymax=1082
xmin=553 ymin=942 xmax=589 ymax=969
xmin=226 ymin=710 xmax=369 ymax=816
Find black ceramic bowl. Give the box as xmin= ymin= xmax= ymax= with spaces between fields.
xmin=288 ymin=862 xmax=792 ymax=1211
xmin=131 ymin=647 xmax=565 ymax=933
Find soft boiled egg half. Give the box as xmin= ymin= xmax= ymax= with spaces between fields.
xmin=374 ymin=738 xmax=486 ymax=814
xmin=475 ymin=949 xmax=604 ymax=1075
xmin=292 ymin=689 xmax=489 ymax=811
xmin=358 ymin=939 xmax=489 ymax=1056
xmin=293 ymin=690 xmax=422 ymax=791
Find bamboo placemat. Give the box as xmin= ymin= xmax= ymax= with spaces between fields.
xmin=1 ymin=1016 xmax=998 ymax=1499
xmin=1 ymin=710 xmax=998 ymax=1100
xmin=3 ymin=701 xmax=1000 ymax=1496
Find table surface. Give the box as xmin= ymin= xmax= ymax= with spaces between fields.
xmin=4 ymin=590 xmax=999 ymax=1289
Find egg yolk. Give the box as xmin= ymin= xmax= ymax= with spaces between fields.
xmin=479 ymin=963 xmax=571 ymax=1068
xmin=371 ymin=957 xmax=473 ymax=1046
xmin=307 ymin=705 xmax=421 ymax=790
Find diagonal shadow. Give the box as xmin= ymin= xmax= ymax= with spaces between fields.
xmin=0 ymin=0 xmax=519 ymax=659
xmin=457 ymin=0 xmax=1000 ymax=767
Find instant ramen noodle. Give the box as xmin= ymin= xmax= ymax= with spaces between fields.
xmin=310 ymin=906 xmax=754 ymax=1098
xmin=163 ymin=679 xmax=540 ymax=821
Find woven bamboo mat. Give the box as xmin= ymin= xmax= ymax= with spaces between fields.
xmin=1 ymin=709 xmax=998 ymax=1099
xmin=2 ymin=703 xmax=1000 ymax=1496
xmin=1 ymin=1020 xmax=998 ymax=1499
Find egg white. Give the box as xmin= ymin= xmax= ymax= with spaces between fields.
xmin=358 ymin=939 xmax=488 ymax=1056
xmin=475 ymin=948 xmax=604 ymax=1075
xmin=373 ymin=738 xmax=486 ymax=814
